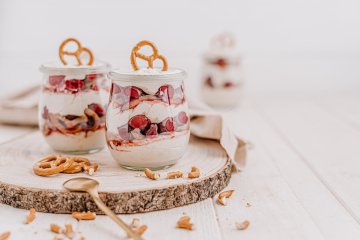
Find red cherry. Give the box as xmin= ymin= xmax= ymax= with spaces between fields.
xmin=146 ymin=124 xmax=158 ymax=137
xmin=86 ymin=74 xmax=97 ymax=81
xmin=215 ymin=58 xmax=227 ymax=68
xmin=88 ymin=103 xmax=105 ymax=117
xmin=158 ymin=118 xmax=176 ymax=133
xmin=65 ymin=79 xmax=84 ymax=92
xmin=128 ymin=115 xmax=150 ymax=131
xmin=224 ymin=82 xmax=234 ymax=88
xmin=91 ymin=84 xmax=99 ymax=91
xmin=117 ymin=125 xmax=130 ymax=140
xmin=112 ymin=83 xmax=121 ymax=94
xmin=124 ymin=86 xmax=142 ymax=100
xmin=177 ymin=111 xmax=188 ymax=125
xmin=156 ymin=85 xmax=175 ymax=100
xmin=205 ymin=77 xmax=214 ymax=87
xmin=49 ymin=75 xmax=65 ymax=86
xmin=42 ymin=106 xmax=49 ymax=119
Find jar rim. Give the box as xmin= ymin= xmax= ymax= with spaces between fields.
xmin=39 ymin=61 xmax=111 ymax=75
xmin=109 ymin=68 xmax=187 ymax=82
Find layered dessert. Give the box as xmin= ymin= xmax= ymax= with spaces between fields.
xmin=39 ymin=66 xmax=109 ymax=153
xmin=106 ymin=68 xmax=190 ymax=169
xmin=202 ymin=34 xmax=244 ymax=107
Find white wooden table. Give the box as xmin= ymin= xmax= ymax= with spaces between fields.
xmin=1 ymin=93 xmax=360 ymax=240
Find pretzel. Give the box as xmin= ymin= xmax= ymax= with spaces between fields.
xmin=33 ymin=155 xmax=73 ymax=176
xmin=84 ymin=108 xmax=100 ymax=131
xmin=63 ymin=157 xmax=90 ymax=174
xmin=130 ymin=40 xmax=168 ymax=71
xmin=211 ymin=32 xmax=235 ymax=49
xmin=59 ymin=38 xmax=94 ymax=66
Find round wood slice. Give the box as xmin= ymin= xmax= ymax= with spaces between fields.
xmin=0 ymin=131 xmax=232 ymax=214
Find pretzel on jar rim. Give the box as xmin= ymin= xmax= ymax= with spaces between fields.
xmin=130 ymin=40 xmax=168 ymax=71
xmin=33 ymin=155 xmax=74 ymax=177
xmin=59 ymin=38 xmax=94 ymax=66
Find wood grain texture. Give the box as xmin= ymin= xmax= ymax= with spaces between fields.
xmin=0 ymin=131 xmax=231 ymax=214
xmin=213 ymin=101 xmax=360 ymax=240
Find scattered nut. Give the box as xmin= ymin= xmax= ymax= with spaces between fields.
xmin=72 ymin=211 xmax=96 ymax=221
xmin=128 ymin=218 xmax=148 ymax=236
xmin=144 ymin=168 xmax=159 ymax=180
xmin=188 ymin=166 xmax=200 ymax=179
xmin=130 ymin=218 xmax=140 ymax=228
xmin=84 ymin=164 xmax=98 ymax=176
xmin=25 ymin=208 xmax=36 ymax=224
xmin=176 ymin=215 xmax=193 ymax=230
xmin=135 ymin=225 xmax=148 ymax=235
xmin=53 ymin=235 xmax=63 ymax=240
xmin=217 ymin=190 xmax=235 ymax=206
xmin=50 ymin=223 xmax=62 ymax=234
xmin=0 ymin=231 xmax=10 ymax=240
xmin=167 ymin=171 xmax=183 ymax=179
xmin=64 ymin=223 xmax=74 ymax=238
xmin=236 ymin=220 xmax=250 ymax=230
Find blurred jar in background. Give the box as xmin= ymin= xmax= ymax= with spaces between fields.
xmin=201 ymin=33 xmax=244 ymax=108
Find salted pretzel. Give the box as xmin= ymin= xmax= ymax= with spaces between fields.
xmin=130 ymin=40 xmax=168 ymax=71
xmin=33 ymin=155 xmax=74 ymax=176
xmin=59 ymin=38 xmax=94 ymax=66
xmin=211 ymin=33 xmax=235 ymax=49
xmin=63 ymin=157 xmax=90 ymax=174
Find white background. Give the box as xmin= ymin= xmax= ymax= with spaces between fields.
xmin=1 ymin=0 xmax=360 ymax=97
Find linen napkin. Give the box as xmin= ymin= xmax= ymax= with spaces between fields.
xmin=0 ymin=86 xmax=247 ymax=171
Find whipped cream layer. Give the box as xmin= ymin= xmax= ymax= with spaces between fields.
xmin=202 ymin=85 xmax=243 ymax=107
xmin=109 ymin=131 xmax=190 ymax=168
xmin=42 ymin=91 xmax=103 ymax=116
xmin=44 ymin=129 xmax=106 ymax=152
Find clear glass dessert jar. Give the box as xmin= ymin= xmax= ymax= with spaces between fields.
xmin=106 ymin=69 xmax=190 ymax=170
xmin=39 ymin=62 xmax=110 ymax=154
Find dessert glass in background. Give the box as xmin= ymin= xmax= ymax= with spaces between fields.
xmin=106 ymin=40 xmax=190 ymax=170
xmin=201 ymin=33 xmax=244 ymax=108
xmin=39 ymin=38 xmax=111 ymax=154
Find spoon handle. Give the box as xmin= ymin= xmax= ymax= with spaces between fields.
xmin=89 ymin=190 xmax=142 ymax=240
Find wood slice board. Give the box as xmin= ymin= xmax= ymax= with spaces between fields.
xmin=0 ymin=131 xmax=232 ymax=214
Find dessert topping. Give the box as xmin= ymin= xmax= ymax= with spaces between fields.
xmin=59 ymin=38 xmax=94 ymax=66
xmin=130 ymin=40 xmax=168 ymax=71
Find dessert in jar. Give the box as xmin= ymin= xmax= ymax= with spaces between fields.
xmin=39 ymin=38 xmax=110 ymax=154
xmin=201 ymin=33 xmax=244 ymax=107
xmin=106 ymin=40 xmax=190 ymax=170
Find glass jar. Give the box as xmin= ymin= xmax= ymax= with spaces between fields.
xmin=39 ymin=62 xmax=110 ymax=154
xmin=106 ymin=68 xmax=190 ymax=170
xmin=201 ymin=50 xmax=244 ymax=108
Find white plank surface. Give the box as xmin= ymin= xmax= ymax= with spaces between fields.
xmin=213 ymin=102 xmax=360 ymax=240
xmin=254 ymin=96 xmax=360 ymax=230
xmin=0 ymin=199 xmax=221 ymax=240
xmin=1 ymin=94 xmax=360 ymax=239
